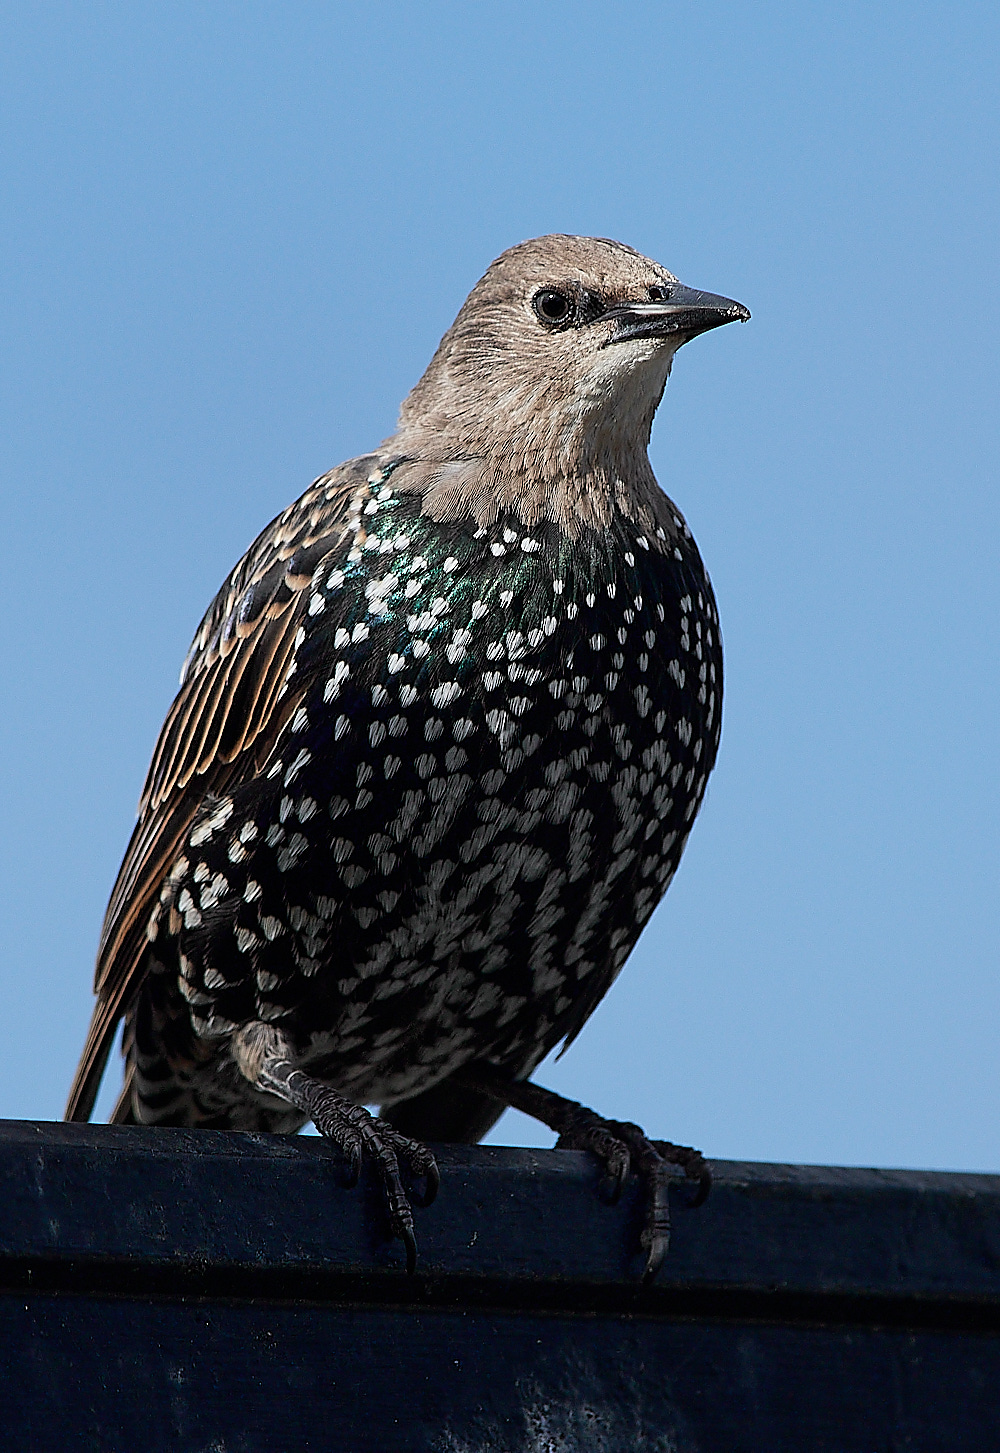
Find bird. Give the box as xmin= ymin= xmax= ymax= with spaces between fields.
xmin=66 ymin=235 xmax=748 ymax=1279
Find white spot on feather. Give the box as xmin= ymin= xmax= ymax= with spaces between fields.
xmin=431 ymin=682 xmax=462 ymax=708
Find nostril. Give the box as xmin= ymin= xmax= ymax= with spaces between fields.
xmin=648 ymin=284 xmax=673 ymax=302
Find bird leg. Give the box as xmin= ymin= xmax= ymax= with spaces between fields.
xmin=454 ymin=1064 xmax=710 ymax=1282
xmin=235 ymin=1025 xmax=438 ymax=1273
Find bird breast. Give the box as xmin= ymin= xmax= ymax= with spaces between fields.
xmin=162 ymin=463 xmax=722 ymax=1103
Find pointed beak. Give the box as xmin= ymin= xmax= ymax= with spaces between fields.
xmin=603 ymin=284 xmax=750 ymax=347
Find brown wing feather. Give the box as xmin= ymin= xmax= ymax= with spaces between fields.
xmin=65 ymin=461 xmax=376 ymax=1122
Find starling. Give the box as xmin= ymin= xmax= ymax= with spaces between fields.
xmin=66 ymin=236 xmax=748 ymax=1278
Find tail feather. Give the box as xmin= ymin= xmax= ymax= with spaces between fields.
xmin=110 ymin=1064 xmax=137 ymax=1125
xmin=64 ymin=997 xmax=122 ymax=1122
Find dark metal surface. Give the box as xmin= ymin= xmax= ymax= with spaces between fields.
xmin=2 ymin=1120 xmax=999 ymax=1450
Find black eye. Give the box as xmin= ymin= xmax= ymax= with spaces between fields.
xmin=648 ymin=283 xmax=673 ymax=302
xmin=532 ymin=289 xmax=572 ymax=326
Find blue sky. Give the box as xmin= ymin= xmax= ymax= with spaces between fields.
xmin=2 ymin=2 xmax=998 ymax=1169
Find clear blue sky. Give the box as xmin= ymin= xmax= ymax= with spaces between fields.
xmin=2 ymin=2 xmax=998 ymax=1170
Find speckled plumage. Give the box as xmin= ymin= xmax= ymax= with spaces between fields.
xmin=67 ymin=235 xmax=747 ymax=1276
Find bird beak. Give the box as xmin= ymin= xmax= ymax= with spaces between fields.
xmin=603 ymin=285 xmax=750 ymax=347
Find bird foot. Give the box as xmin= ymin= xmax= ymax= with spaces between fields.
xmin=455 ymin=1066 xmax=709 ymax=1282
xmin=262 ymin=1058 xmax=439 ymax=1273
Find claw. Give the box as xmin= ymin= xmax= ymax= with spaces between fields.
xmin=597 ymin=1144 xmax=630 ymax=1205
xmin=642 ymin=1231 xmax=670 ymax=1284
xmin=338 ymin=1140 xmax=362 ymax=1189
xmin=265 ymin=1060 xmax=435 ymax=1272
xmin=638 ymin=1154 xmax=672 ymax=1284
xmin=400 ymin=1222 xmax=418 ymax=1276
xmin=412 ymin=1158 xmax=440 ymax=1208
xmin=379 ymin=1120 xmax=439 ymax=1209
xmin=598 ymin=1173 xmax=621 ymax=1206
xmin=451 ymin=1067 xmax=708 ymax=1281
xmin=651 ymin=1139 xmax=711 ymax=1210
xmin=687 ymin=1167 xmax=712 ymax=1208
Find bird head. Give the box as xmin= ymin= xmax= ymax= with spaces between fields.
xmin=394 ymin=235 xmax=748 ymax=534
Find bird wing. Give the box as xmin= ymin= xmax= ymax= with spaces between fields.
xmin=66 ymin=458 xmax=380 ymax=1121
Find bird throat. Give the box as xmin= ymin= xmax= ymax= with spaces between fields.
xmin=385 ymin=433 xmax=675 ymax=542
xmin=392 ymin=329 xmax=676 ymax=538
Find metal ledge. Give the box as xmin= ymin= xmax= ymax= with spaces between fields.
xmin=3 ymin=1120 xmax=999 ymax=1450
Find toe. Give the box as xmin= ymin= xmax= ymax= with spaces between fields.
xmin=337 ymin=1136 xmax=362 ymax=1188
xmin=597 ymin=1143 xmax=630 ymax=1205
xmin=642 ymin=1229 xmax=670 ymax=1284
xmin=374 ymin=1119 xmax=440 ymax=1208
xmin=688 ymin=1167 xmax=712 ymax=1208
xmin=400 ymin=1222 xmax=418 ymax=1276
xmin=412 ymin=1156 xmax=440 ymax=1208
xmin=651 ymin=1139 xmax=712 ymax=1207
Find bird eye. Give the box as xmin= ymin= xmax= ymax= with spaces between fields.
xmin=532 ymin=289 xmax=573 ymax=326
xmin=648 ymin=284 xmax=672 ymax=302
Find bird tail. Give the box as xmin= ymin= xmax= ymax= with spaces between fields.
xmin=110 ymin=1065 xmax=137 ymax=1125
xmin=64 ymin=996 xmax=122 ymax=1122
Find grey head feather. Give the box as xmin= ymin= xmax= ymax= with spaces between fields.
xmin=385 ymin=235 xmax=690 ymax=541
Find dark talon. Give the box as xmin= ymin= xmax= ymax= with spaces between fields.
xmin=598 ymin=1172 xmax=622 ymax=1206
xmin=651 ymin=1139 xmax=712 ymax=1208
xmin=688 ymin=1167 xmax=712 ymax=1208
xmin=556 ymin=1124 xmax=628 ymax=1204
xmin=378 ymin=1120 xmax=439 ymax=1209
xmin=629 ymin=1135 xmax=672 ymax=1282
xmin=412 ymin=1158 xmax=440 ymax=1208
xmin=453 ymin=1066 xmax=707 ymax=1280
xmin=597 ymin=1144 xmax=629 ymax=1205
xmin=338 ymin=1142 xmax=362 ymax=1189
xmin=261 ymin=1060 xmax=434 ymax=1270
xmin=401 ymin=1223 xmax=418 ymax=1276
xmin=642 ymin=1232 xmax=670 ymax=1284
